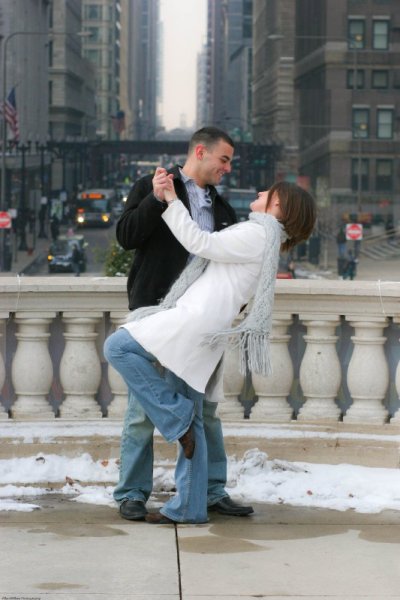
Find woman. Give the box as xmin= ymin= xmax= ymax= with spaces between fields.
xmin=104 ymin=173 xmax=316 ymax=524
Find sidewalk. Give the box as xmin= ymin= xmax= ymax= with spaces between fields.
xmin=1 ymin=230 xmax=51 ymax=276
xmin=296 ymin=256 xmax=400 ymax=282
xmin=1 ymin=494 xmax=399 ymax=599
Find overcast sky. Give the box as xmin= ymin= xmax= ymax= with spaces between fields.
xmin=160 ymin=0 xmax=207 ymax=131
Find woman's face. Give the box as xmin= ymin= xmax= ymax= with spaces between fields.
xmin=250 ymin=190 xmax=283 ymax=219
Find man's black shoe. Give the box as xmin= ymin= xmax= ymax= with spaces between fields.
xmin=119 ymin=499 xmax=148 ymax=521
xmin=208 ymin=496 xmax=254 ymax=516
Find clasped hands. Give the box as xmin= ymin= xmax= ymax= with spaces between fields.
xmin=153 ymin=167 xmax=177 ymax=204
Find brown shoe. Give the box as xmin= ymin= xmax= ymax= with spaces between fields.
xmin=178 ymin=424 xmax=195 ymax=459
xmin=145 ymin=512 xmax=176 ymax=525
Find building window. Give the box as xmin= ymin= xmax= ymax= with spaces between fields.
xmin=347 ymin=69 xmax=365 ymax=89
xmin=351 ymin=158 xmax=369 ymax=191
xmin=372 ymin=19 xmax=390 ymax=49
xmin=84 ymin=49 xmax=101 ymax=67
xmin=372 ymin=70 xmax=389 ymax=88
xmin=84 ymin=5 xmax=102 ymax=20
xmin=348 ymin=19 xmax=365 ymax=48
xmin=377 ymin=108 xmax=393 ymax=139
xmin=48 ymin=81 xmax=53 ymax=106
xmin=352 ymin=108 xmax=369 ymax=138
xmin=376 ymin=159 xmax=393 ymax=191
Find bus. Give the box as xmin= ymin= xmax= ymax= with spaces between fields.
xmin=75 ymin=189 xmax=119 ymax=227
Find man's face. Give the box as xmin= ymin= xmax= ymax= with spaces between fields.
xmin=196 ymin=140 xmax=234 ymax=186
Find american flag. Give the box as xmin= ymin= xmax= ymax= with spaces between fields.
xmin=3 ymin=87 xmax=20 ymax=142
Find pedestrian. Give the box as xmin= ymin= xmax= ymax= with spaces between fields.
xmin=336 ymin=226 xmax=347 ymax=258
xmin=104 ymin=176 xmax=317 ymax=524
xmin=50 ymin=214 xmax=60 ymax=242
xmin=114 ymin=126 xmax=253 ymax=522
xmin=71 ymin=242 xmax=82 ymax=277
xmin=343 ymin=250 xmax=357 ymax=280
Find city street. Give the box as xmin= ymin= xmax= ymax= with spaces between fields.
xmin=25 ymin=223 xmax=118 ymax=277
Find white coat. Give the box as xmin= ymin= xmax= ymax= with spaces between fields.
xmin=122 ymin=200 xmax=267 ymax=393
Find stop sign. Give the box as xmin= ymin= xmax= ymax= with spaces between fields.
xmin=346 ymin=223 xmax=363 ymax=241
xmin=0 ymin=211 xmax=11 ymax=229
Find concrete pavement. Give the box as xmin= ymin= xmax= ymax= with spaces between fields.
xmin=1 ymin=495 xmax=399 ymax=599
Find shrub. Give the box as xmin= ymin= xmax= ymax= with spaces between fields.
xmin=104 ymin=239 xmax=134 ymax=277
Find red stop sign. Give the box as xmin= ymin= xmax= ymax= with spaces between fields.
xmin=346 ymin=223 xmax=363 ymax=241
xmin=0 ymin=211 xmax=11 ymax=229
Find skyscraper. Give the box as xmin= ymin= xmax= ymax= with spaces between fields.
xmin=81 ymin=0 xmax=121 ymax=140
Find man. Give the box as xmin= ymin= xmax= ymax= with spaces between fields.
xmin=71 ymin=243 xmax=82 ymax=277
xmin=115 ymin=126 xmax=254 ymax=520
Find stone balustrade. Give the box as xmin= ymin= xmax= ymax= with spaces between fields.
xmin=0 ymin=276 xmax=400 ymax=431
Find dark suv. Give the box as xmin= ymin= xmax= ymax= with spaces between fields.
xmin=47 ymin=235 xmax=87 ymax=274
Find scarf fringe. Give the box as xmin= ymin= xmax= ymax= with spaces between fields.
xmin=205 ymin=330 xmax=272 ymax=377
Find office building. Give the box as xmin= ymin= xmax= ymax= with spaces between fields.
xmin=81 ymin=0 xmax=121 ymax=140
xmin=49 ymin=0 xmax=96 ymax=191
xmin=295 ymin=0 xmax=400 ymax=220
xmin=204 ymin=0 xmax=252 ymax=136
xmin=252 ymin=0 xmax=297 ymax=178
xmin=0 ymin=0 xmax=50 ymax=220
xmin=127 ymin=0 xmax=161 ymax=140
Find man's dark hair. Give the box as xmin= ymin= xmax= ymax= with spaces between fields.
xmin=188 ymin=127 xmax=235 ymax=153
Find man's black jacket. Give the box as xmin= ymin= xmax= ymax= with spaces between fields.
xmin=116 ymin=166 xmax=237 ymax=310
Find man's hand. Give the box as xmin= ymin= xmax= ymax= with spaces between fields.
xmin=153 ymin=167 xmax=176 ymax=203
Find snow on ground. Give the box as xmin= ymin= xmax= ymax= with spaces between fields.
xmin=0 ymin=449 xmax=399 ymax=514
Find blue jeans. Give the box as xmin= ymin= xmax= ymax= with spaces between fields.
xmin=112 ymin=379 xmax=228 ymax=507
xmin=104 ymin=328 xmax=208 ymax=523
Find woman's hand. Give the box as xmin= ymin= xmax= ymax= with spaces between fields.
xmin=164 ymin=174 xmax=177 ymax=203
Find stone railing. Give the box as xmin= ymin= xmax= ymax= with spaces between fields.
xmin=0 ymin=276 xmax=400 ymax=429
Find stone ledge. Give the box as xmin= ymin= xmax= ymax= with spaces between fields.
xmin=0 ymin=421 xmax=399 ymax=469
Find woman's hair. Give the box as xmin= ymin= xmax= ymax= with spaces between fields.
xmin=266 ymin=182 xmax=317 ymax=252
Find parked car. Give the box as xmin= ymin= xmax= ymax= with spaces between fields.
xmin=47 ymin=234 xmax=88 ymax=274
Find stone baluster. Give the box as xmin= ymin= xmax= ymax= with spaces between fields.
xmin=106 ymin=313 xmax=128 ymax=418
xmin=344 ymin=317 xmax=389 ymax=424
xmin=10 ymin=312 xmax=56 ymax=419
xmin=393 ymin=358 xmax=400 ymax=424
xmin=217 ymin=344 xmax=245 ymax=421
xmin=389 ymin=317 xmax=400 ymax=425
xmin=298 ymin=315 xmax=342 ymax=423
xmin=251 ymin=314 xmax=294 ymax=422
xmin=59 ymin=313 xmax=102 ymax=418
xmin=0 ymin=315 xmax=9 ymax=418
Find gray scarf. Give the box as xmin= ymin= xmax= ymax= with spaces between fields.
xmin=126 ymin=212 xmax=287 ymax=376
